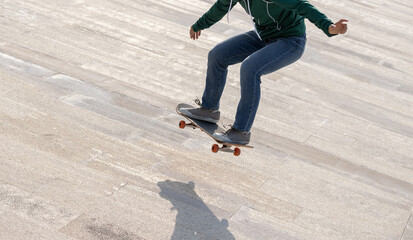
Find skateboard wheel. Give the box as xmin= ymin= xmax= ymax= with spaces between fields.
xmin=212 ymin=144 xmax=219 ymax=153
xmin=179 ymin=120 xmax=186 ymax=129
xmin=234 ymin=148 xmax=241 ymax=156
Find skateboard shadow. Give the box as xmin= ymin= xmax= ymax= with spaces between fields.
xmin=157 ymin=180 xmax=235 ymax=240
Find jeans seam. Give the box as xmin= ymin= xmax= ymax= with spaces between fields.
xmin=211 ymin=51 xmax=257 ymax=109
xmin=256 ymin=45 xmax=296 ymax=75
xmin=223 ymin=51 xmax=255 ymax=66
xmin=211 ymin=68 xmax=222 ymax=108
xmin=243 ymin=74 xmax=258 ymax=132
xmin=243 ymin=44 xmax=299 ymax=131
xmin=292 ymin=39 xmax=306 ymax=52
xmin=207 ymin=31 xmax=265 ymax=110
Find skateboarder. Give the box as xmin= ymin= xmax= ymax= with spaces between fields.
xmin=180 ymin=0 xmax=348 ymax=145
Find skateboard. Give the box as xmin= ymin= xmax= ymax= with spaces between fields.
xmin=176 ymin=103 xmax=253 ymax=156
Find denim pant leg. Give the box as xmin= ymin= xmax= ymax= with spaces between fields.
xmin=233 ymin=35 xmax=307 ymax=132
xmin=201 ymin=31 xmax=265 ymax=110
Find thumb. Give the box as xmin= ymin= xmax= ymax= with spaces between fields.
xmin=338 ymin=19 xmax=349 ymax=24
xmin=328 ymin=24 xmax=339 ymax=35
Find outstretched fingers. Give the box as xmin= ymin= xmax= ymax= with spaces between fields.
xmin=337 ymin=19 xmax=348 ymax=34
xmin=195 ymin=30 xmax=201 ymax=39
xmin=189 ymin=27 xmax=202 ymax=40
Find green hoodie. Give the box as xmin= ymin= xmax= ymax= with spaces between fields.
xmin=192 ymin=0 xmax=335 ymax=41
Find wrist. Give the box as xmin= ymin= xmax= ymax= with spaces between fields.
xmin=192 ymin=23 xmax=201 ymax=33
xmin=325 ymin=24 xmax=336 ymax=37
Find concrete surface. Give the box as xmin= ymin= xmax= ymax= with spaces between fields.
xmin=0 ymin=0 xmax=413 ymax=239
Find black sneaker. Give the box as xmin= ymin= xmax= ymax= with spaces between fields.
xmin=179 ymin=106 xmax=220 ymax=123
xmin=213 ymin=126 xmax=251 ymax=145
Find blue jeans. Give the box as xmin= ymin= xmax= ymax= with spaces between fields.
xmin=201 ymin=31 xmax=306 ymax=132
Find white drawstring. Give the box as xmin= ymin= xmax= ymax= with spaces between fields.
xmin=266 ymin=2 xmax=281 ymax=30
xmin=243 ymin=0 xmax=262 ymax=40
xmin=227 ymin=0 xmax=281 ymax=40
xmin=227 ymin=0 xmax=233 ymax=23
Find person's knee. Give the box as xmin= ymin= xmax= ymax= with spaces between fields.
xmin=240 ymin=59 xmax=262 ymax=85
xmin=241 ymin=59 xmax=259 ymax=78
xmin=208 ymin=44 xmax=226 ymax=66
xmin=208 ymin=47 xmax=219 ymax=62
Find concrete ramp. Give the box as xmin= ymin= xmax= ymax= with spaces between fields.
xmin=1 ymin=0 xmax=413 ymax=239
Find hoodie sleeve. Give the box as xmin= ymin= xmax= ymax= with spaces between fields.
xmin=192 ymin=0 xmax=238 ymax=32
xmin=270 ymin=0 xmax=336 ymax=37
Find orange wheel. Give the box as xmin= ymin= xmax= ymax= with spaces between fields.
xmin=212 ymin=144 xmax=219 ymax=153
xmin=179 ymin=120 xmax=186 ymax=129
xmin=234 ymin=148 xmax=241 ymax=156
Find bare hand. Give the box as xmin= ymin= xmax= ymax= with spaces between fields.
xmin=190 ymin=27 xmax=201 ymax=40
xmin=329 ymin=19 xmax=348 ymax=35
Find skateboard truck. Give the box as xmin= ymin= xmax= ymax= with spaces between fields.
xmin=212 ymin=144 xmax=241 ymax=156
xmin=179 ymin=120 xmax=195 ymax=129
xmin=179 ymin=120 xmax=242 ymax=156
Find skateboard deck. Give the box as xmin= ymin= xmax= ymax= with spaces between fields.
xmin=176 ymin=103 xmax=253 ymax=156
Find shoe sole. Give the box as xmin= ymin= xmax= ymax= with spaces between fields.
xmin=213 ymin=134 xmax=250 ymax=145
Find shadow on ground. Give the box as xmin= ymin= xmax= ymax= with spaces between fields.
xmin=158 ymin=180 xmax=235 ymax=240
